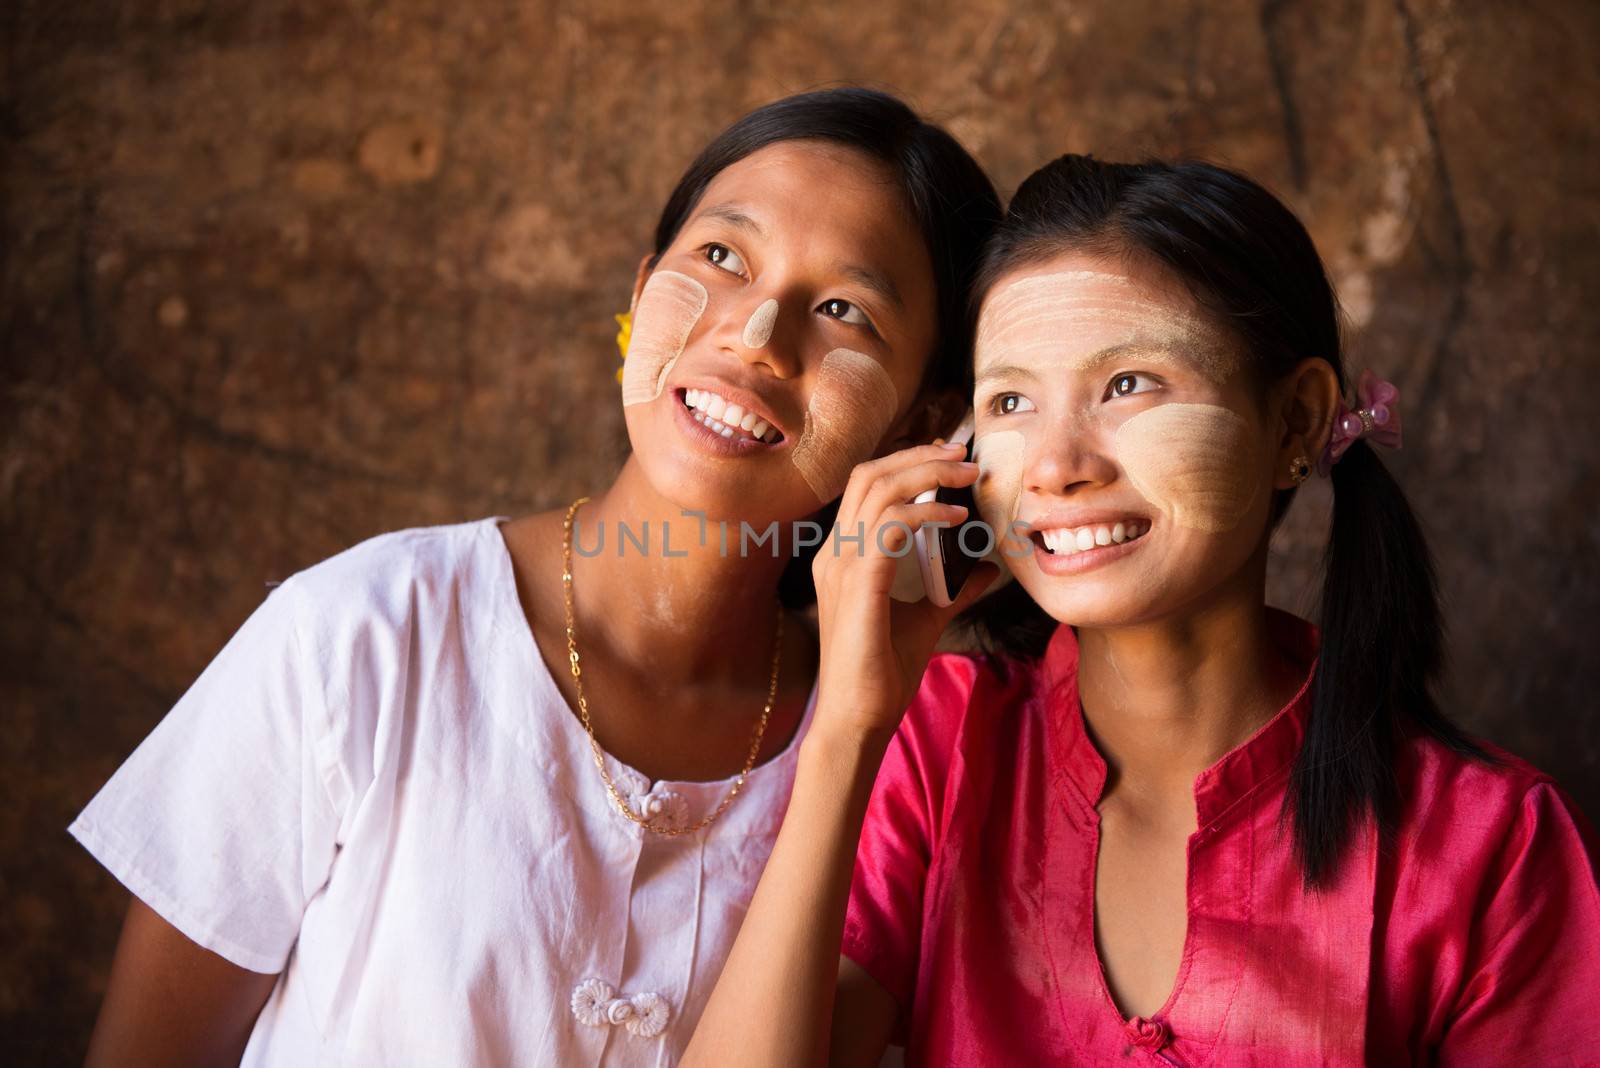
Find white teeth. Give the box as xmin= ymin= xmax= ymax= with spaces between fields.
xmin=684 ymin=389 xmax=781 ymax=443
xmin=1038 ymin=520 xmax=1149 ymax=554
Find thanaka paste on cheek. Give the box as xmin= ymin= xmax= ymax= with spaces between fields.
xmin=742 ymin=298 xmax=779 ymax=350
xmin=972 ymin=429 xmax=1025 ymax=531
xmin=1114 ymin=403 xmax=1258 ymax=533
xmin=620 ymin=271 xmax=708 ymax=407
xmin=975 ymin=272 xmax=1236 ymax=384
xmin=790 ymin=348 xmax=898 ymax=503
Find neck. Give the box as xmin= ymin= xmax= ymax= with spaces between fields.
xmin=566 ymin=458 xmax=797 ymax=683
xmin=1075 ymin=557 xmax=1302 ymax=809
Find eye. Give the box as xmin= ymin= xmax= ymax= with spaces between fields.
xmin=819 ymin=298 xmax=871 ymax=328
xmin=991 ymin=392 xmax=1035 ymax=416
xmin=1108 ymin=372 xmax=1158 ymax=399
xmin=705 ymin=243 xmax=747 ymax=276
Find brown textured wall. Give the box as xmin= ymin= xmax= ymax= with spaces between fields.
xmin=4 ymin=0 xmax=1596 ymax=1057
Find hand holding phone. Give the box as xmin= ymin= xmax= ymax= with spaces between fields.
xmin=912 ymin=410 xmax=984 ymax=608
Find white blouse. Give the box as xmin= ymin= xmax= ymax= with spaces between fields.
xmin=69 ymin=516 xmax=816 ymax=1066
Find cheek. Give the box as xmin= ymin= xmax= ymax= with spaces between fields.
xmin=620 ymin=271 xmax=707 ymax=407
xmin=1114 ymin=404 xmax=1259 ymax=533
xmin=972 ymin=429 xmax=1025 ymax=529
xmin=790 ymin=348 xmax=898 ymax=503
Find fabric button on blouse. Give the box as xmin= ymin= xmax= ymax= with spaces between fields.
xmin=570 ymin=978 xmax=672 ymax=1039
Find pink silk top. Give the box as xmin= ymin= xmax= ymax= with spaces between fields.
xmin=843 ymin=612 xmax=1600 ymax=1065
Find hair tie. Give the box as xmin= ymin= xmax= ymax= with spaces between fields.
xmin=1318 ymin=369 xmax=1402 ymax=475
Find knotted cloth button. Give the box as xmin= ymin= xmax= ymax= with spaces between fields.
xmin=622 ymin=991 xmax=671 ymax=1037
xmin=570 ymin=977 xmax=614 ymax=1027
xmin=1125 ymin=1014 xmax=1171 ymax=1051
xmin=570 ymin=978 xmax=673 ymax=1039
xmin=641 ymin=789 xmax=689 ymax=832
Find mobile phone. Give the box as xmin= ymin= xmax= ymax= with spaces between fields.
xmin=913 ymin=410 xmax=982 ymax=607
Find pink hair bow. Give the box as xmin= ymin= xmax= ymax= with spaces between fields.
xmin=1318 ymin=370 xmax=1402 ymax=475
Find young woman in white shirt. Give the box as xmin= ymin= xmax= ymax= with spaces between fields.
xmin=70 ymin=87 xmax=1000 ymax=1067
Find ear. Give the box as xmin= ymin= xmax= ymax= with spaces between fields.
xmin=879 ymin=386 xmax=968 ymax=456
xmin=629 ymin=254 xmax=654 ymax=313
xmin=1272 ymin=357 xmax=1341 ymax=489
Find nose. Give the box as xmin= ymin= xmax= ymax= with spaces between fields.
xmin=1022 ymin=408 xmax=1119 ymax=500
xmin=729 ymin=295 xmax=800 ymax=379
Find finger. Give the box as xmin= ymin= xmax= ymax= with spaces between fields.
xmin=840 ymin=441 xmax=969 ymax=518
xmin=858 ymin=460 xmax=979 ymax=525
xmin=861 ymin=501 xmax=970 ymax=559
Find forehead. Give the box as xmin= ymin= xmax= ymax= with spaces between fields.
xmin=684 ymin=142 xmax=931 ymax=283
xmin=975 ymin=250 xmax=1237 ymax=379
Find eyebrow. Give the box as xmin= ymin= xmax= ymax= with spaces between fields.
xmin=974 ymin=363 xmax=1042 ymax=387
xmin=977 ymin=342 xmax=1193 ymax=379
xmin=841 ymin=264 xmax=905 ymax=313
xmin=697 ymin=202 xmax=766 ymax=236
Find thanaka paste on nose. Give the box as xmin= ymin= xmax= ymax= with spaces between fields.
xmin=791 ymin=348 xmax=898 ymax=503
xmin=742 ymin=298 xmax=779 ymax=350
xmin=620 ymin=271 xmax=708 ymax=407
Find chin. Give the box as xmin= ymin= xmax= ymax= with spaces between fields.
xmin=1021 ymin=581 xmax=1176 ymax=630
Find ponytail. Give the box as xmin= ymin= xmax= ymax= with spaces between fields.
xmin=1292 ymin=439 xmax=1490 ymax=886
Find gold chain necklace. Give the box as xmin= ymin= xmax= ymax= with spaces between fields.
xmin=562 ymin=496 xmax=783 ymax=836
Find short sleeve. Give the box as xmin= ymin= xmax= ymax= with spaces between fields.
xmin=68 ymin=576 xmax=342 ymax=974
xmin=842 ymin=654 xmax=977 ymax=1018
xmin=1437 ymin=781 xmax=1600 ymax=1063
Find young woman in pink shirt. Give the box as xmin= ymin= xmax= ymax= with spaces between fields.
xmin=683 ymin=155 xmax=1600 ymax=1065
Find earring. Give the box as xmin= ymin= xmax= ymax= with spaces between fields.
xmin=1289 ymin=455 xmax=1312 ymax=485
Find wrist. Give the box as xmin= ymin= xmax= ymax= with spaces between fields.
xmin=799 ymin=719 xmax=895 ymax=783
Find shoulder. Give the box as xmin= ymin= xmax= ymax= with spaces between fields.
xmin=1393 ymin=729 xmax=1598 ymax=882
xmin=269 ymin=517 xmax=509 ymax=707
xmin=1397 ymin=730 xmax=1566 ymax=824
xmin=279 ymin=517 xmax=504 ymax=631
xmin=891 ymin=651 xmax=1040 ymax=783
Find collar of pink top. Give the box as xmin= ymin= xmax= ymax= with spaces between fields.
xmin=1040 ymin=607 xmax=1320 ymax=830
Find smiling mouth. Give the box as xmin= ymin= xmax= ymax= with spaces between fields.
xmin=1032 ymin=520 xmax=1151 ymax=556
xmin=680 ymin=388 xmax=784 ymax=445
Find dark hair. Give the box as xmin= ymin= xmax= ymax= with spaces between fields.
xmin=960 ymin=155 xmax=1486 ymax=886
xmin=648 ymin=87 xmax=1001 ymax=608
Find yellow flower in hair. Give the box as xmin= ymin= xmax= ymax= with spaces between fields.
xmin=613 ymin=311 xmax=633 ymax=384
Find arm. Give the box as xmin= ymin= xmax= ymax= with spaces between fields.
xmin=681 ymin=443 xmax=994 ymax=1067
xmin=1435 ymin=782 xmax=1600 ymax=1063
xmin=83 ymin=896 xmax=278 ymax=1068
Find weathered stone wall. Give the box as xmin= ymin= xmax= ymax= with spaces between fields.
xmin=4 ymin=0 xmax=1596 ymax=1056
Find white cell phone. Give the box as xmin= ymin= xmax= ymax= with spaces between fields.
xmin=912 ymin=410 xmax=980 ymax=607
